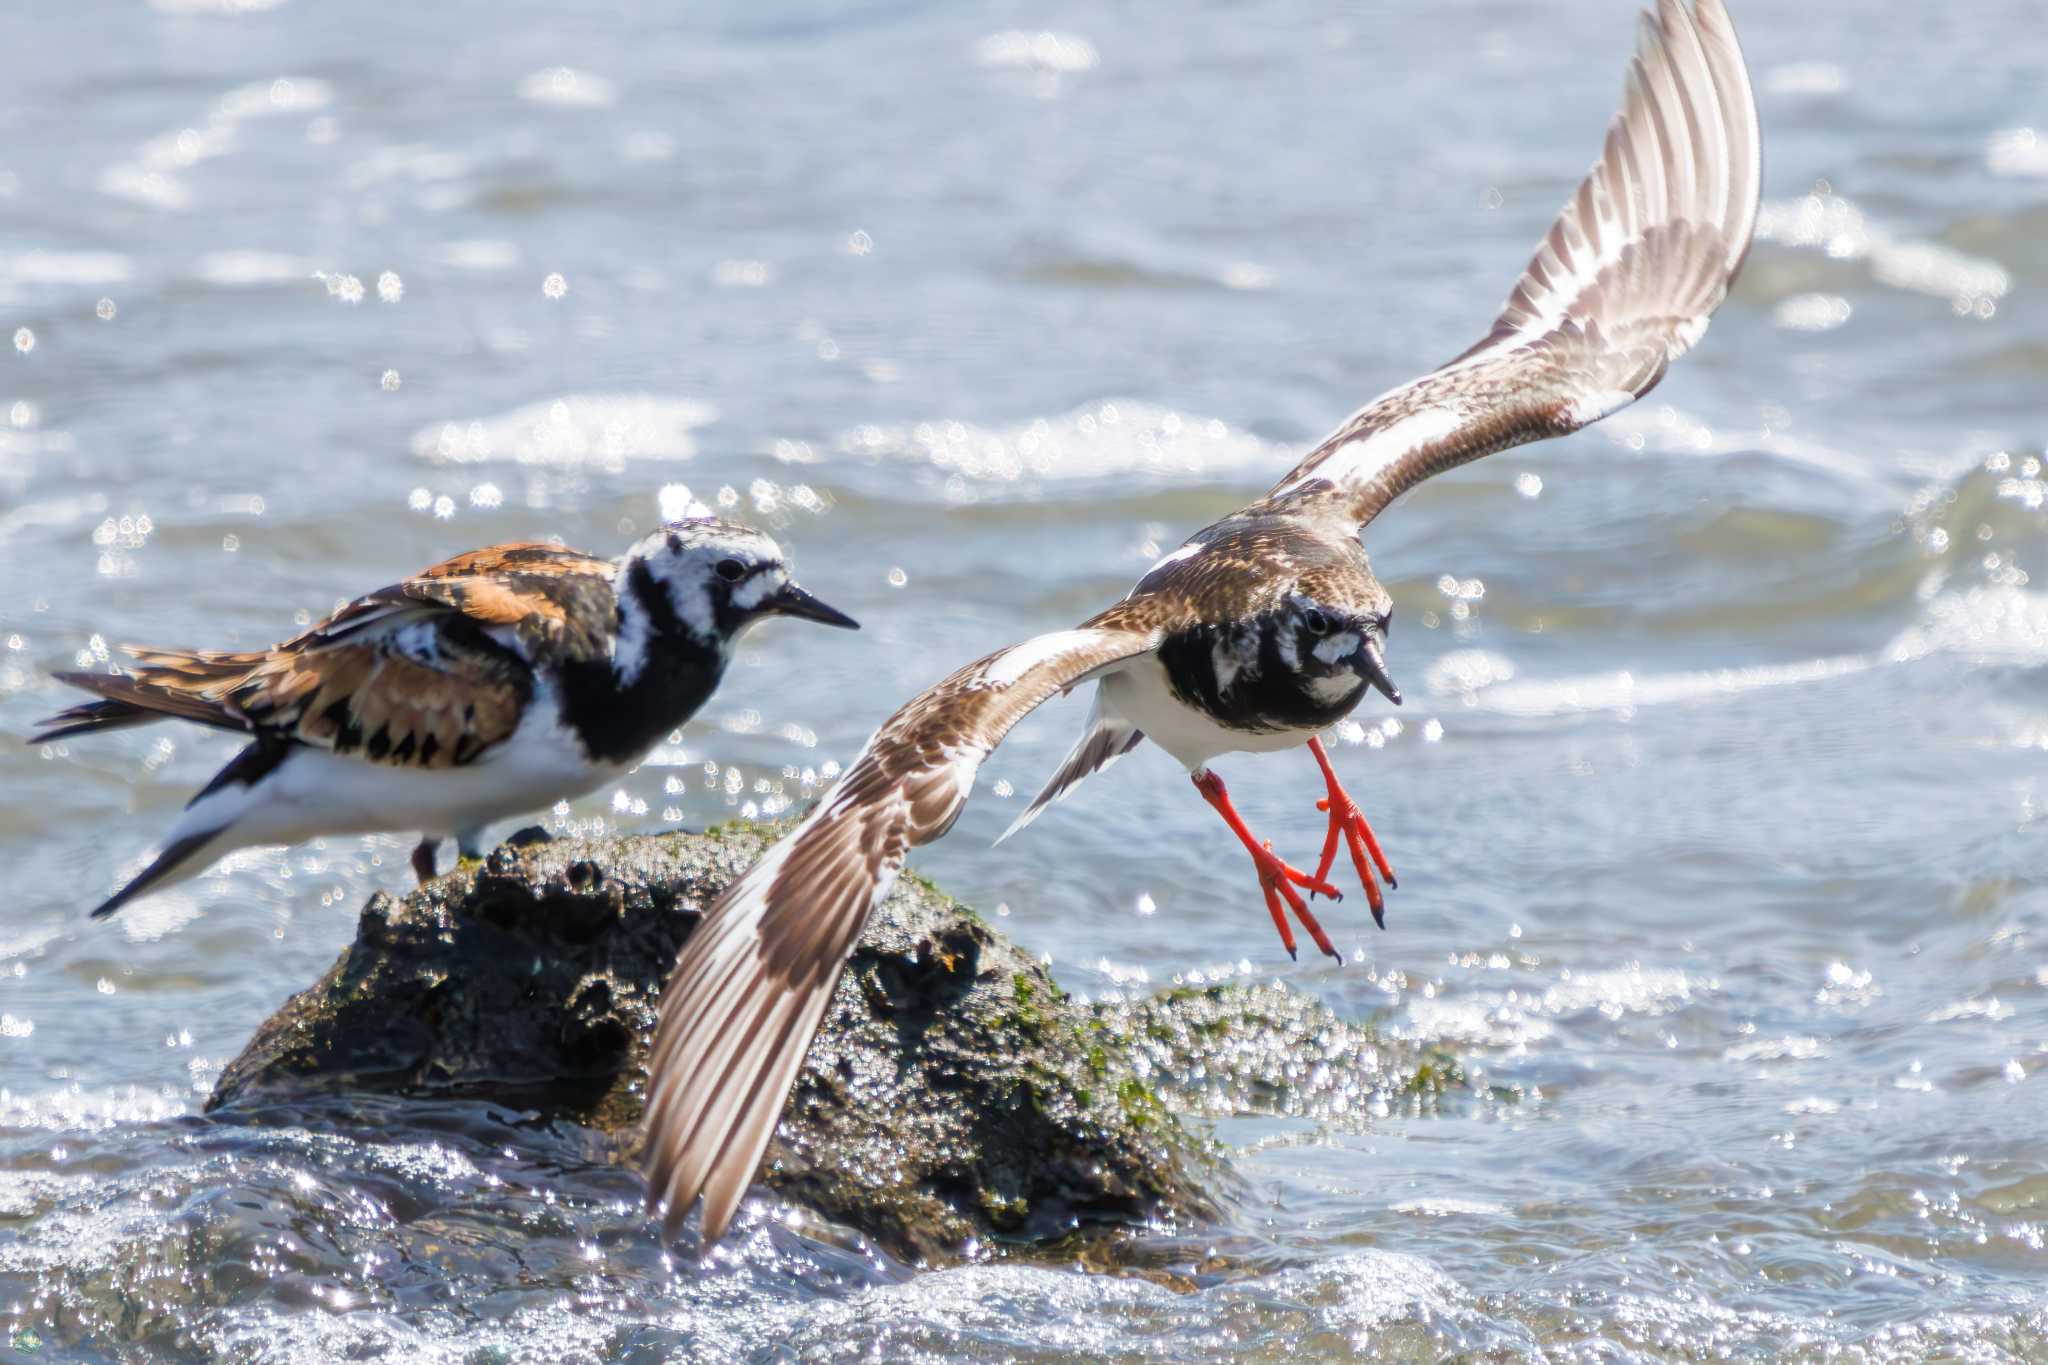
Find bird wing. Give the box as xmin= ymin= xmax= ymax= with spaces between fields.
xmin=304 ymin=540 xmax=620 ymax=666
xmin=35 ymin=540 xmax=616 ymax=763
xmin=643 ymin=611 xmax=1164 ymax=1246
xmin=45 ymin=614 xmax=534 ymax=769
xmin=1265 ymin=0 xmax=1759 ymax=530
xmin=641 ymin=0 xmax=1764 ymax=1249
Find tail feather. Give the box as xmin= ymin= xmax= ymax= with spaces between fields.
xmin=29 ymin=697 xmax=159 ymax=744
xmin=994 ymin=696 xmax=1143 ymax=846
xmin=31 ymin=666 xmax=245 ymax=745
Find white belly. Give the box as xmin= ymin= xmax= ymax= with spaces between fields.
xmin=1100 ymin=656 xmax=1308 ymax=771
xmin=173 ymin=699 xmax=627 ymax=854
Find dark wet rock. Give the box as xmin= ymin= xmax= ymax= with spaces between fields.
xmin=210 ymin=823 xmax=1455 ymax=1264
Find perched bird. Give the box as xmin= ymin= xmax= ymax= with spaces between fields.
xmin=33 ymin=520 xmax=857 ymax=919
xmin=645 ymin=0 xmax=1760 ymax=1247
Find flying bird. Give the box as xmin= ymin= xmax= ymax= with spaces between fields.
xmin=645 ymin=0 xmax=1760 ymax=1247
xmin=34 ymin=520 xmax=858 ymax=919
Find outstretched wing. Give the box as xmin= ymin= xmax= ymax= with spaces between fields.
xmin=643 ymin=615 xmax=1162 ymax=1246
xmin=1267 ymin=0 xmax=1759 ymax=529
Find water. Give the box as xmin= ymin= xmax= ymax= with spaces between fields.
xmin=2 ymin=0 xmax=2046 ymax=1357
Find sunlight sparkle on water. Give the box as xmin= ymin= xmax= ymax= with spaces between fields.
xmin=844 ymin=401 xmax=1269 ymax=494
xmin=1987 ymin=127 xmax=2048 ymax=178
xmin=517 ymin=68 xmax=617 ymax=109
xmin=414 ymin=394 xmax=716 ymax=467
xmin=975 ymin=30 xmax=1099 ymax=75
xmin=658 ymin=484 xmax=712 ymax=521
xmin=319 ymin=272 xmax=365 ymax=304
xmin=1757 ymin=191 xmax=2008 ymax=315
xmin=1774 ymin=293 xmax=1853 ymax=332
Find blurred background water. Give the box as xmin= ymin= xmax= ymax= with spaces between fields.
xmin=1 ymin=0 xmax=2046 ymax=1358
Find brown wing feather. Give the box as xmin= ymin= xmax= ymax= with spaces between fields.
xmin=52 ymin=627 xmax=532 ymax=769
xmin=643 ymin=612 xmax=1164 ymax=1245
xmin=232 ymin=635 xmax=529 ymax=767
xmin=304 ymin=540 xmax=618 ymax=665
xmin=1266 ymin=0 xmax=1759 ymax=530
xmin=35 ymin=539 xmax=606 ymax=764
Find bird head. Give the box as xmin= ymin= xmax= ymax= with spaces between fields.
xmin=622 ymin=519 xmax=858 ymax=653
xmin=1284 ymin=591 xmax=1399 ymax=707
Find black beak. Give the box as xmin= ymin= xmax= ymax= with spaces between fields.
xmin=769 ymin=582 xmax=860 ymax=630
xmin=1359 ymin=635 xmax=1401 ymax=706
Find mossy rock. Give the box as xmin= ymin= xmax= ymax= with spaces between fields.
xmin=208 ymin=823 xmax=1455 ymax=1264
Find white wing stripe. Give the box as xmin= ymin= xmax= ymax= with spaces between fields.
xmin=1277 ymin=405 xmax=1468 ymax=496
xmin=1263 ymin=0 xmax=1758 ymax=526
xmin=980 ymin=630 xmax=1114 ymax=688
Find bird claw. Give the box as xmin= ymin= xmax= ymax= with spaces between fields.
xmin=1193 ymin=769 xmax=1344 ymax=962
xmin=1308 ymin=739 xmax=1397 ymax=930
xmin=1254 ymin=841 xmax=1342 ymax=962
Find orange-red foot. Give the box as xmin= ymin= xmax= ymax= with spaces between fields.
xmin=1192 ymin=768 xmax=1344 ymax=962
xmin=1307 ymin=736 xmax=1396 ymax=929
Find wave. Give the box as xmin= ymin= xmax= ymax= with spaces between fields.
xmin=410 ymin=393 xmax=718 ymax=467
xmin=839 ymin=399 xmax=1279 ymax=497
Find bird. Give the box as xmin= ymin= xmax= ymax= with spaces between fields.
xmin=643 ymin=0 xmax=1760 ymax=1248
xmin=31 ymin=519 xmax=858 ymax=920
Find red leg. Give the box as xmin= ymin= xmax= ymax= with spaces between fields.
xmin=1192 ymin=770 xmax=1343 ymax=962
xmin=1307 ymin=736 xmax=1396 ymax=929
xmin=1259 ymin=865 xmax=1294 ymax=959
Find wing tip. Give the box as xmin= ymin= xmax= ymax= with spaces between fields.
xmin=990 ymin=803 xmax=1041 ymax=847
xmin=1528 ymin=0 xmax=1759 ymax=334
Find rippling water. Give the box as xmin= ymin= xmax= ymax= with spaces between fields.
xmin=3 ymin=0 xmax=2047 ymax=1358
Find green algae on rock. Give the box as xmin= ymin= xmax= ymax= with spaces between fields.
xmin=208 ymin=823 xmax=1452 ymax=1263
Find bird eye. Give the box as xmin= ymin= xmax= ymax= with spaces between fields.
xmin=1377 ymin=611 xmax=1393 ymax=634
xmin=715 ymin=558 xmax=746 ymax=582
xmin=1304 ymin=609 xmax=1330 ymax=635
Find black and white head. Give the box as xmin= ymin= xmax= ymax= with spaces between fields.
xmin=617 ymin=518 xmax=857 ymax=669
xmin=1278 ymin=588 xmax=1400 ymax=710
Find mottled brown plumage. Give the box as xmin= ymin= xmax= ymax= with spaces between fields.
xmin=646 ymin=0 xmax=1761 ymax=1248
xmin=37 ymin=521 xmax=856 ymax=922
xmin=40 ymin=541 xmax=614 ymax=771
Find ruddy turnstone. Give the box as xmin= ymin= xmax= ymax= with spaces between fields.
xmin=33 ymin=520 xmax=857 ymax=920
xmin=646 ymin=0 xmax=1759 ymax=1245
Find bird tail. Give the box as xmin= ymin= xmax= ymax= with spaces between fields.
xmin=31 ymin=655 xmax=253 ymax=745
xmin=29 ymin=696 xmax=159 ymax=744
xmin=994 ymin=690 xmax=1143 ymax=846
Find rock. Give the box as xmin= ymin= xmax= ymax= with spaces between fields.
xmin=209 ymin=824 xmax=1456 ymax=1264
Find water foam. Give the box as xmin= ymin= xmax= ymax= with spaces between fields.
xmin=841 ymin=400 xmax=1275 ymax=494
xmin=411 ymin=393 xmax=718 ymax=467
